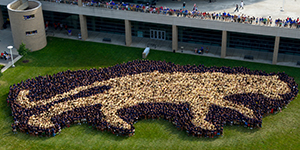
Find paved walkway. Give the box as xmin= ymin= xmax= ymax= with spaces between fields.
xmin=67 ymin=0 xmax=300 ymax=29
xmin=157 ymin=0 xmax=300 ymax=20
xmin=0 ymin=27 xmax=19 ymax=66
xmin=1 ymin=55 xmax=23 ymax=73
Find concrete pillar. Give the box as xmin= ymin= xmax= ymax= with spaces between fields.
xmin=78 ymin=0 xmax=82 ymax=6
xmin=172 ymin=25 xmax=178 ymax=52
xmin=221 ymin=30 xmax=227 ymax=58
xmin=272 ymin=36 xmax=280 ymax=64
xmin=0 ymin=7 xmax=3 ymax=30
xmin=125 ymin=20 xmax=132 ymax=46
xmin=78 ymin=0 xmax=87 ymax=40
xmin=79 ymin=14 xmax=88 ymax=40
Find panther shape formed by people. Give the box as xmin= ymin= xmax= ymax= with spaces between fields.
xmin=8 ymin=60 xmax=298 ymax=137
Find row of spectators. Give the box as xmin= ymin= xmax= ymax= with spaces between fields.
xmin=39 ymin=0 xmax=300 ymax=29
xmin=9 ymin=60 xmax=298 ymax=137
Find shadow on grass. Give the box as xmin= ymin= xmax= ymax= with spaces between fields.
xmin=130 ymin=119 xmax=218 ymax=142
xmin=223 ymin=124 xmax=259 ymax=134
xmin=0 ymin=92 xmax=14 ymax=128
xmin=11 ymin=123 xmax=128 ymax=142
xmin=8 ymin=111 xmax=285 ymax=143
xmin=79 ymin=123 xmax=129 ymax=141
xmin=131 ymin=119 xmax=257 ymax=142
xmin=9 ymin=118 xmax=260 ymax=142
xmin=0 ymin=92 xmax=9 ymax=110
xmin=83 ymin=118 xmax=260 ymax=142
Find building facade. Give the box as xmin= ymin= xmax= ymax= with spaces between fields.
xmin=1 ymin=0 xmax=300 ymax=64
xmin=6 ymin=0 xmax=46 ymax=51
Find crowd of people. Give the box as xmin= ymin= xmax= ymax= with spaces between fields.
xmin=39 ymin=0 xmax=300 ymax=29
xmin=8 ymin=60 xmax=298 ymax=137
xmin=0 ymin=51 xmax=11 ymax=60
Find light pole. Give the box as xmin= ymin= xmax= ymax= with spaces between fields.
xmin=7 ymin=46 xmax=15 ymax=68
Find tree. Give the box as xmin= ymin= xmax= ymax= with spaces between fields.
xmin=18 ymin=42 xmax=29 ymax=56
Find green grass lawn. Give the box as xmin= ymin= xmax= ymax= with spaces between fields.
xmin=0 ymin=37 xmax=300 ymax=150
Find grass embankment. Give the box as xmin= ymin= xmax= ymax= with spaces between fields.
xmin=0 ymin=37 xmax=299 ymax=150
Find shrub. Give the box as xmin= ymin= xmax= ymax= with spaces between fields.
xmin=18 ymin=42 xmax=30 ymax=56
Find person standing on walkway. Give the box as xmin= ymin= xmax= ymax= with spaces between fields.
xmin=193 ymin=3 xmax=197 ymax=11
xmin=183 ymin=2 xmax=186 ymax=10
xmin=240 ymin=1 xmax=244 ymax=9
xmin=234 ymin=4 xmax=239 ymax=12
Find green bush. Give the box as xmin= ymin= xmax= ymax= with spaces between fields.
xmin=17 ymin=42 xmax=29 ymax=56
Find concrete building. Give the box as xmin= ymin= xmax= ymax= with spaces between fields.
xmin=6 ymin=0 xmax=46 ymax=51
xmin=1 ymin=0 xmax=300 ymax=65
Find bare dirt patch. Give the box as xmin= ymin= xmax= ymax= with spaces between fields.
xmin=22 ymin=60 xmax=29 ymax=63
